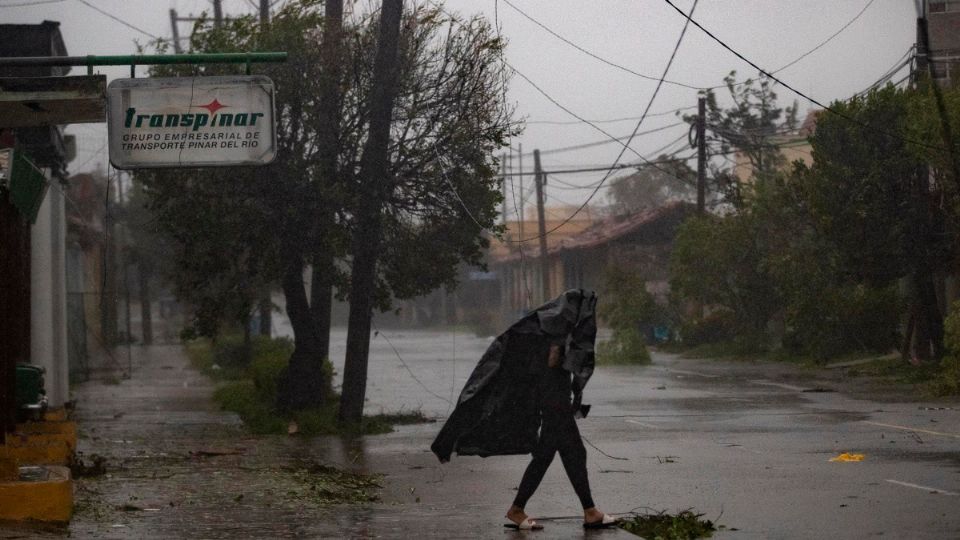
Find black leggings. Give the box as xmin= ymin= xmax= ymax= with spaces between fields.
xmin=512 ymin=370 xmax=594 ymax=510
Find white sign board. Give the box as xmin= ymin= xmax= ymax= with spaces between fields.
xmin=107 ymin=76 xmax=277 ymax=169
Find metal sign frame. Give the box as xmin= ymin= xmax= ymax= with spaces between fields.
xmin=106 ymin=75 xmax=278 ymax=169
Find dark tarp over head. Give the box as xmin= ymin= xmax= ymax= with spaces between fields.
xmin=431 ymin=289 xmax=597 ymax=462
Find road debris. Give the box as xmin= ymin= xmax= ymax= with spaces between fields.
xmin=618 ymin=509 xmax=717 ymax=539
xmin=829 ymin=453 xmax=865 ymax=462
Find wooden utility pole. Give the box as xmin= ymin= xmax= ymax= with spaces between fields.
xmin=533 ymin=150 xmax=550 ymax=303
xmin=697 ymin=96 xmax=706 ymax=214
xmin=501 ymin=155 xmax=508 ymax=225
xmin=518 ymin=143 xmax=524 ymax=241
xmin=259 ymin=0 xmax=270 ymax=25
xmin=169 ymin=9 xmax=183 ymax=54
xmin=212 ymin=0 xmax=223 ymax=27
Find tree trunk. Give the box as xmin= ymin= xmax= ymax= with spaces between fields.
xmin=138 ymin=263 xmax=152 ymax=345
xmin=310 ymin=259 xmax=333 ymax=362
xmin=914 ymin=268 xmax=944 ymax=361
xmin=277 ymin=259 xmax=326 ymax=410
xmin=258 ymin=290 xmax=272 ymax=337
xmin=339 ymin=0 xmax=404 ymax=425
xmin=340 ymin=218 xmax=383 ymax=424
xmin=242 ymin=310 xmax=252 ymax=356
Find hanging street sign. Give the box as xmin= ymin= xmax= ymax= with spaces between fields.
xmin=106 ymin=75 xmax=277 ymax=169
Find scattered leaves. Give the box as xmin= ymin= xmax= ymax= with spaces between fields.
xmin=69 ymin=452 xmax=108 ymax=478
xmin=618 ymin=509 xmax=717 ymax=539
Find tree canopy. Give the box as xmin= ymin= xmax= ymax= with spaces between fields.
xmin=139 ymin=1 xmax=517 ymax=411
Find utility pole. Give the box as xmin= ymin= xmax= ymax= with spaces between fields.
xmin=169 ymin=9 xmax=183 ymax=54
xmin=501 ymin=155 xmax=508 ymax=226
xmin=259 ymin=0 xmax=270 ymax=25
xmin=533 ymin=149 xmax=550 ymax=303
xmin=518 ymin=143 xmax=524 ymax=241
xmin=697 ymin=96 xmax=706 ymax=214
xmin=212 ymin=0 xmax=223 ymax=27
xmin=507 ymin=150 xmax=513 ymax=224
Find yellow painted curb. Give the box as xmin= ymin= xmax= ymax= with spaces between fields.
xmin=15 ymin=420 xmax=77 ymax=443
xmin=3 ymin=422 xmax=77 ymax=466
xmin=0 ymin=466 xmax=73 ymax=523
xmin=42 ymin=408 xmax=69 ymax=422
xmin=0 ymin=449 xmax=17 ymax=481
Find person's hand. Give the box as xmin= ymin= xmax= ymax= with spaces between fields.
xmin=547 ymin=344 xmax=561 ymax=368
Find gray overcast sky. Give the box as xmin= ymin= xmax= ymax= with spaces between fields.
xmin=1 ymin=0 xmax=918 ymax=209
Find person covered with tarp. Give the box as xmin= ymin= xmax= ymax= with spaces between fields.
xmin=431 ymin=289 xmax=618 ymax=530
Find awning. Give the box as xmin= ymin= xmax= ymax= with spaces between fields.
xmin=0 ymin=75 xmax=106 ymax=128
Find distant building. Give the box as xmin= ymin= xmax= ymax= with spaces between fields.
xmin=926 ymin=0 xmax=960 ymax=85
xmin=0 ymin=20 xmax=73 ymax=415
xmin=490 ymin=202 xmax=694 ymax=326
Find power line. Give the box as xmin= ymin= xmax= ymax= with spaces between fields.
xmin=769 ymin=0 xmax=877 ymax=74
xmin=0 ymin=0 xmax=64 ymax=7
xmin=505 ymin=63 xmax=692 ymax=178
xmin=500 ymin=0 xmax=704 ymax=90
xmin=850 ymin=47 xmax=914 ymax=99
xmin=502 ymin=0 xmax=878 ymax=91
xmin=75 ymin=0 xmax=160 ymax=40
xmin=509 ymin=0 xmax=701 ymax=243
xmin=528 ymin=122 xmax=685 ymax=157
xmin=525 ymin=106 xmax=696 ymax=126
xmin=660 ymin=0 xmax=948 ymax=154
xmin=372 ymin=324 xmax=452 ymax=406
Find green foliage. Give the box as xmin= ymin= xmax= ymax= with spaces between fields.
xmin=782 ymin=284 xmax=903 ymax=361
xmin=607 ymin=158 xmax=696 ymax=215
xmin=931 ymin=302 xmax=960 ymax=395
xmin=677 ymin=311 xmax=738 ymax=348
xmin=669 ymin=83 xmax=949 ymax=361
xmin=686 ymin=71 xmax=798 ymax=206
xmin=597 ymin=266 xmax=659 ymax=364
xmin=193 ymin=337 xmax=425 ymax=435
xmin=598 ymin=329 xmax=651 ymax=365
xmin=671 ymin=214 xmax=779 ymax=338
xmin=142 ymin=1 xmax=518 ymax=335
xmin=214 ymin=381 xmax=288 ymax=434
xmin=796 ymin=85 xmax=950 ymax=286
xmin=618 ymin=509 xmax=716 ymax=539
xmin=288 ymin=461 xmax=383 ymax=505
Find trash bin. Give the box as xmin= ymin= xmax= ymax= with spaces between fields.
xmin=15 ymin=364 xmax=47 ymax=422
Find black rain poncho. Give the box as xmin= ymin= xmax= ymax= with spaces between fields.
xmin=431 ymin=289 xmax=598 ymax=462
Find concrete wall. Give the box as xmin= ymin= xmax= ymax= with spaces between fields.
xmin=30 ymin=177 xmax=69 ymax=408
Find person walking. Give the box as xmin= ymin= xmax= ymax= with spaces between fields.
xmin=431 ymin=290 xmax=618 ymax=531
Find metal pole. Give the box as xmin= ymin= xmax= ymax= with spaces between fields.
xmin=213 ymin=0 xmax=224 ymax=27
xmin=169 ymin=9 xmax=183 ymax=54
xmin=697 ymin=96 xmax=706 ymax=214
xmin=260 ymin=0 xmax=270 ymax=25
xmin=533 ymin=149 xmax=550 ymax=303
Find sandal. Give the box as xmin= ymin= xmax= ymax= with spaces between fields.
xmin=583 ymin=513 xmax=618 ymax=529
xmin=504 ymin=517 xmax=544 ymax=530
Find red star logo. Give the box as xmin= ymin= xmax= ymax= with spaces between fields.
xmin=197 ymin=99 xmax=227 ymax=114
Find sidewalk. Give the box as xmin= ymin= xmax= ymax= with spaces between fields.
xmin=37 ymin=344 xmax=633 ymax=539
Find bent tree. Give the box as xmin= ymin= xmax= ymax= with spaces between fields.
xmin=140 ymin=2 xmax=517 ymax=414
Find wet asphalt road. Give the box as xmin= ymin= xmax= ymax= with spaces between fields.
xmin=321 ymin=328 xmax=960 ymax=539
xmin=4 ymin=328 xmax=958 ymax=539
